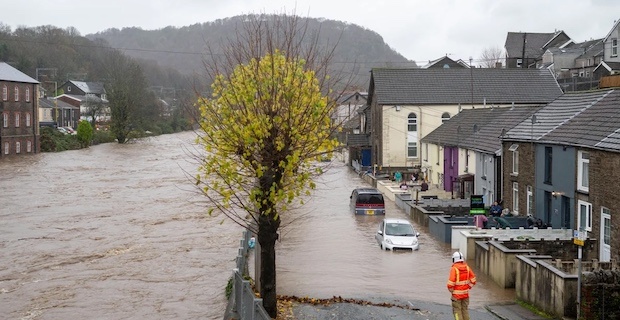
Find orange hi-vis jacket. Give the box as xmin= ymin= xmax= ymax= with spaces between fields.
xmin=447 ymin=262 xmax=477 ymax=300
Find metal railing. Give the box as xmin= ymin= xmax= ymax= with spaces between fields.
xmin=224 ymin=230 xmax=270 ymax=320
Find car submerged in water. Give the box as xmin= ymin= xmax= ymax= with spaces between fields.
xmin=350 ymin=187 xmax=385 ymax=215
xmin=375 ymin=218 xmax=420 ymax=251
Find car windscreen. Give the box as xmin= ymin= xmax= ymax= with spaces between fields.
xmin=356 ymin=193 xmax=384 ymax=204
xmin=385 ymin=223 xmax=415 ymax=236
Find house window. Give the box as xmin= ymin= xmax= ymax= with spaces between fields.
xmin=25 ymin=113 xmax=31 ymax=127
xmin=602 ymin=207 xmax=611 ymax=246
xmin=578 ymin=151 xmax=589 ymax=192
xmin=26 ymin=140 xmax=32 ymax=153
xmin=516 ymin=59 xmax=523 ymax=68
xmin=67 ymin=86 xmax=71 ymax=92
xmin=509 ymin=144 xmax=519 ymax=174
xmin=407 ymin=113 xmax=417 ymax=132
xmin=512 ymin=182 xmax=519 ymax=214
xmin=2 ymin=113 xmax=7 ymax=127
xmin=15 ymin=142 xmax=20 ymax=154
xmin=544 ymin=147 xmax=552 ymax=184
xmin=14 ymin=86 xmax=19 ymax=101
xmin=407 ymin=141 xmax=418 ymax=158
xmin=2 ymin=85 xmax=7 ymax=100
xmin=527 ymin=185 xmax=533 ymax=216
xmin=3 ymin=142 xmax=9 ymax=154
xmin=481 ymin=154 xmax=487 ymax=178
xmin=15 ymin=113 xmax=20 ymax=128
xmin=612 ymin=38 xmax=618 ymax=57
xmin=25 ymin=87 xmax=30 ymax=102
xmin=578 ymin=200 xmax=592 ymax=232
xmin=441 ymin=112 xmax=450 ymax=124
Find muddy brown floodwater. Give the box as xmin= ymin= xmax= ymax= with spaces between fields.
xmin=0 ymin=131 xmax=515 ymax=320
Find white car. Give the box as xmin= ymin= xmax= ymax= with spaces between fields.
xmin=375 ymin=218 xmax=420 ymax=251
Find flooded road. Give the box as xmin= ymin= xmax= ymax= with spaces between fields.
xmin=1 ymin=131 xmax=513 ymax=320
xmin=276 ymin=160 xmax=515 ymax=308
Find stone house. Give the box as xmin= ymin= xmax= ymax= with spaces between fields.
xmin=501 ymin=89 xmax=620 ymax=262
xmin=56 ymin=80 xmax=109 ymax=124
xmin=0 ymin=62 xmax=40 ymax=156
xmin=351 ymin=68 xmax=562 ymax=181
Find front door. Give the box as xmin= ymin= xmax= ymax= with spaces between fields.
xmin=443 ymin=147 xmax=458 ymax=192
xmin=600 ymin=208 xmax=611 ymax=262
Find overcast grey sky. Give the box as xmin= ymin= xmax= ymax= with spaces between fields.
xmin=2 ymin=0 xmax=618 ymax=65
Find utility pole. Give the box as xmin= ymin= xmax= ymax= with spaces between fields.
xmin=521 ymin=33 xmax=527 ymax=68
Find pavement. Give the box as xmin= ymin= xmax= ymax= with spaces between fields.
xmin=289 ymin=299 xmax=551 ymax=320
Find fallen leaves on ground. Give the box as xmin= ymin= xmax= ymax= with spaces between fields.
xmin=276 ymin=295 xmax=420 ymax=319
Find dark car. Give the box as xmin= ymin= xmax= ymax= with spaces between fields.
xmin=350 ymin=187 xmax=385 ymax=215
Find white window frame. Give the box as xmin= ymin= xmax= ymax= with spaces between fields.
xmin=516 ymin=59 xmax=523 ymax=68
xmin=512 ymin=182 xmax=519 ymax=215
xmin=2 ymin=85 xmax=7 ymax=100
xmin=15 ymin=113 xmax=20 ymax=128
xmin=25 ymin=87 xmax=30 ymax=102
xmin=25 ymin=113 xmax=31 ymax=127
xmin=15 ymin=141 xmax=20 ymax=154
xmin=526 ymin=185 xmax=533 ymax=216
xmin=612 ymin=38 xmax=618 ymax=57
xmin=577 ymin=151 xmax=589 ymax=192
xmin=3 ymin=142 xmax=9 ymax=154
xmin=578 ymin=200 xmax=592 ymax=232
xmin=407 ymin=141 xmax=418 ymax=158
xmin=441 ymin=112 xmax=450 ymax=124
xmin=509 ymin=144 xmax=519 ymax=174
xmin=26 ymin=140 xmax=32 ymax=153
xmin=2 ymin=113 xmax=7 ymax=127
xmin=14 ymin=86 xmax=19 ymax=101
xmin=407 ymin=113 xmax=417 ymax=132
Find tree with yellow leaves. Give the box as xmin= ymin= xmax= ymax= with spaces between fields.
xmin=195 ymin=13 xmax=349 ymax=317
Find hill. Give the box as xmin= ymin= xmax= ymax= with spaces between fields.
xmin=87 ymin=14 xmax=416 ymax=89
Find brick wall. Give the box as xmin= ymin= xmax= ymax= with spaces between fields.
xmin=502 ymin=142 xmax=535 ymax=216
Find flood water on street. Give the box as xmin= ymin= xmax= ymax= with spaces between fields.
xmin=276 ymin=160 xmax=516 ymax=308
xmin=1 ymin=131 xmax=514 ymax=320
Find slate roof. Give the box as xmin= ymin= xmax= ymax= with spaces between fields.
xmin=503 ymin=89 xmax=620 ymax=152
xmin=460 ymin=106 xmax=542 ymax=154
xmin=39 ymin=97 xmax=78 ymax=109
xmin=504 ymin=31 xmax=562 ymax=59
xmin=68 ymin=80 xmax=106 ymax=94
xmin=58 ymin=93 xmax=106 ymax=104
xmin=422 ymin=106 xmax=543 ymax=154
xmin=369 ymin=68 xmax=562 ymax=105
xmin=0 ymin=62 xmax=39 ymax=83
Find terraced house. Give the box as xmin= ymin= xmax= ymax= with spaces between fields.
xmin=0 ymin=62 xmax=40 ymax=157
xmin=501 ymin=89 xmax=620 ymax=262
xmin=349 ymin=67 xmax=562 ymax=184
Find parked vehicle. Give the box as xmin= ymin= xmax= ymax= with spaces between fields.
xmin=350 ymin=187 xmax=385 ymax=215
xmin=56 ymin=127 xmax=69 ymax=135
xmin=375 ymin=218 xmax=420 ymax=251
xmin=63 ymin=127 xmax=77 ymax=135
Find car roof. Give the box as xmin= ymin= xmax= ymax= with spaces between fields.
xmin=383 ymin=218 xmax=412 ymax=225
xmin=354 ymin=188 xmax=382 ymax=194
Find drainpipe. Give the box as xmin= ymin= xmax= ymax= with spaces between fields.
xmin=416 ymin=106 xmax=423 ymax=170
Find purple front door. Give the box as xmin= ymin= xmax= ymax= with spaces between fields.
xmin=444 ymin=147 xmax=459 ymax=192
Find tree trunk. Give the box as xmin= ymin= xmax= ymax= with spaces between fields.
xmin=258 ymin=213 xmax=280 ymax=318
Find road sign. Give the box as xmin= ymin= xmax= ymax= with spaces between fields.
xmin=573 ymin=229 xmax=587 ymax=246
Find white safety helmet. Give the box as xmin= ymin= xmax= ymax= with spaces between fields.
xmin=452 ymin=251 xmax=464 ymax=263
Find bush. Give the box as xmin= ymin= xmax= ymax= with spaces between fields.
xmin=92 ymin=129 xmax=115 ymax=145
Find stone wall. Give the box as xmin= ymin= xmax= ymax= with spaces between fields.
xmin=581 ymin=269 xmax=620 ymax=319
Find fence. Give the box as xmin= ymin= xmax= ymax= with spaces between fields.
xmin=224 ymin=230 xmax=271 ymax=320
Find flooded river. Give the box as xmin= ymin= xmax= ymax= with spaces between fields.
xmin=0 ymin=131 xmax=514 ymax=320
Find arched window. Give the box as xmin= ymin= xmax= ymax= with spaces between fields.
xmin=2 ymin=85 xmax=7 ymax=100
xmin=442 ymin=112 xmax=451 ymax=124
xmin=25 ymin=87 xmax=30 ymax=102
xmin=407 ymin=113 xmax=417 ymax=132
xmin=14 ymin=86 xmax=19 ymax=101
